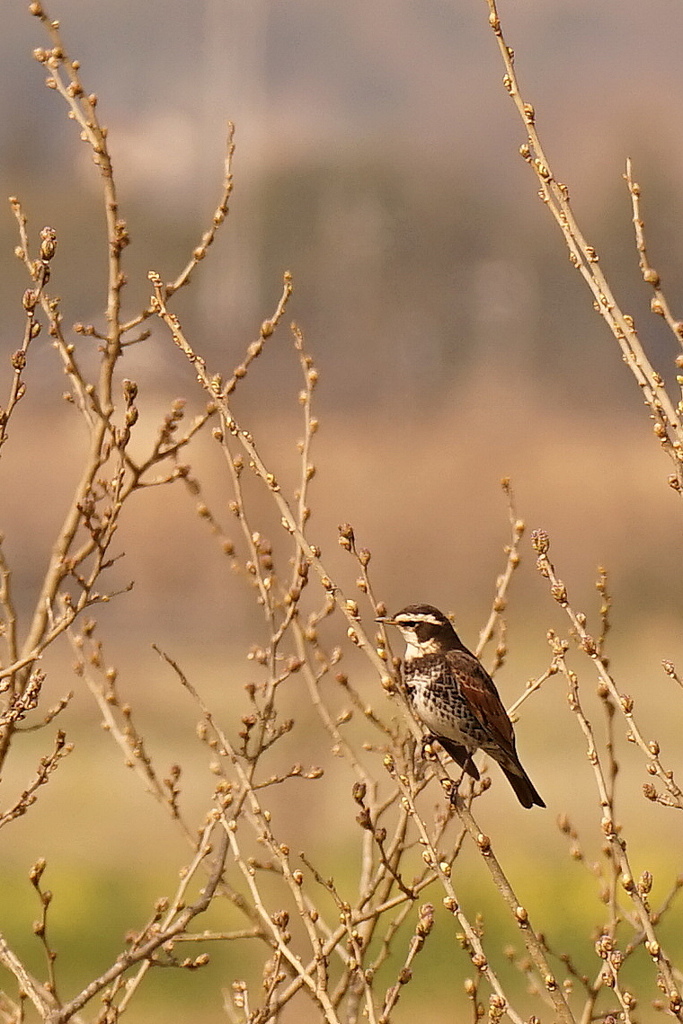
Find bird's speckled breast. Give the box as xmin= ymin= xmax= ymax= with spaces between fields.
xmin=403 ymin=654 xmax=488 ymax=751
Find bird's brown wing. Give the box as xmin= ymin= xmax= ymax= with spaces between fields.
xmin=445 ymin=648 xmax=516 ymax=753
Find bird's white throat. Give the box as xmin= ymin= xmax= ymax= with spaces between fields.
xmin=401 ymin=633 xmax=441 ymax=659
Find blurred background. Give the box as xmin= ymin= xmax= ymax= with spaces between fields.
xmin=2 ymin=1 xmax=683 ymax=1020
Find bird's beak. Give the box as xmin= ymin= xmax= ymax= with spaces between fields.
xmin=376 ymin=615 xmax=395 ymax=625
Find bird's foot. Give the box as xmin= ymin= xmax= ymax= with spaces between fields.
xmin=447 ymin=777 xmax=463 ymax=808
xmin=420 ymin=734 xmax=439 ymax=761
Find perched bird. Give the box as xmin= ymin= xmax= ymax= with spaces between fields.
xmin=379 ymin=603 xmax=545 ymax=808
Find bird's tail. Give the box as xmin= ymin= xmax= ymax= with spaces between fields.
xmin=501 ymin=766 xmax=545 ymax=809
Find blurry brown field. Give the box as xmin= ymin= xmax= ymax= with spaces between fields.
xmin=3 ymin=394 xmax=683 ymax=1022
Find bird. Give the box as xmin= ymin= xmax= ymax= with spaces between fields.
xmin=378 ymin=603 xmax=545 ymax=808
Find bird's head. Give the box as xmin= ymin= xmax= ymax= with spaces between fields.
xmin=378 ymin=604 xmax=460 ymax=657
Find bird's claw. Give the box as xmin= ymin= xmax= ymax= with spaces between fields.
xmin=420 ymin=734 xmax=438 ymax=760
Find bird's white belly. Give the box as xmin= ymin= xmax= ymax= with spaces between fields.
xmin=410 ymin=680 xmax=475 ymax=749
